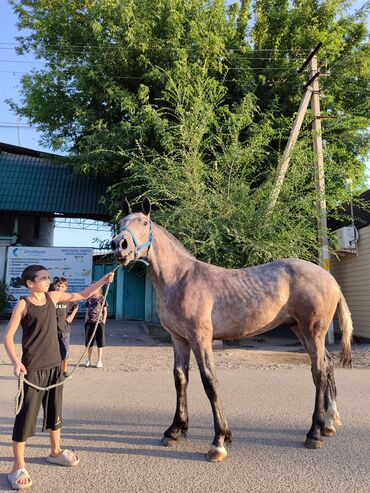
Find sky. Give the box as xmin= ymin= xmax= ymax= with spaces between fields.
xmin=0 ymin=1 xmax=113 ymax=247
xmin=0 ymin=1 xmax=369 ymax=247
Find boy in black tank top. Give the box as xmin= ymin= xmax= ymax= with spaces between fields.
xmin=4 ymin=264 xmax=114 ymax=490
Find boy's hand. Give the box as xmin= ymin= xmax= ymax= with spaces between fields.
xmin=102 ymin=272 xmax=114 ymax=284
xmin=13 ymin=361 xmax=27 ymax=377
xmin=66 ymin=316 xmax=73 ymax=324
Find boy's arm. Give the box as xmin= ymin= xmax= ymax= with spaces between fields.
xmin=3 ymin=300 xmax=28 ymax=376
xmin=66 ymin=305 xmax=78 ymax=324
xmin=102 ymin=305 xmax=107 ymax=324
xmin=49 ymin=272 xmax=114 ymax=304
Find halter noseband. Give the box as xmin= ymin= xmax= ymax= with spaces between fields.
xmin=120 ymin=220 xmax=154 ymax=261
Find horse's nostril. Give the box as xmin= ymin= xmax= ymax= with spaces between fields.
xmin=120 ymin=238 xmax=128 ymax=250
xmin=110 ymin=240 xmax=116 ymax=251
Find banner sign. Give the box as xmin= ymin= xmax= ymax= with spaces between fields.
xmin=5 ymin=246 xmax=93 ymax=310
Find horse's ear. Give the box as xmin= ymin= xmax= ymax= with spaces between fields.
xmin=142 ymin=196 xmax=151 ymax=216
xmin=121 ymin=197 xmax=132 ymax=217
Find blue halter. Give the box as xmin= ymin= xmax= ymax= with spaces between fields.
xmin=120 ymin=221 xmax=154 ymax=261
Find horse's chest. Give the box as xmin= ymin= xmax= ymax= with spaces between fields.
xmin=155 ymin=291 xmax=187 ymax=327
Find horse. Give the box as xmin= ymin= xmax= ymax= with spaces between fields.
xmin=111 ymin=197 xmax=353 ymax=462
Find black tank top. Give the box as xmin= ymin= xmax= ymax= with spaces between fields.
xmin=21 ymin=293 xmax=62 ymax=370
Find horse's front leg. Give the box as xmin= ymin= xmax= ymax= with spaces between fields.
xmin=192 ymin=339 xmax=232 ymax=462
xmin=161 ymin=335 xmax=190 ymax=447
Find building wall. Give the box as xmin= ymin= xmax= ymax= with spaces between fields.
xmin=18 ymin=216 xmax=54 ymax=247
xmin=0 ymin=213 xmax=54 ymax=247
xmin=331 ymin=225 xmax=370 ymax=340
xmin=0 ymin=214 xmax=54 ymax=282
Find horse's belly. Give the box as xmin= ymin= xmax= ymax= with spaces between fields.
xmin=212 ymin=307 xmax=289 ymax=340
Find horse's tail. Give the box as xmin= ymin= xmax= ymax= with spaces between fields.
xmin=336 ymin=290 xmax=353 ymax=368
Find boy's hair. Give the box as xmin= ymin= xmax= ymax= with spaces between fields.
xmin=57 ymin=276 xmax=68 ymax=286
xmin=21 ymin=265 xmax=48 ymax=287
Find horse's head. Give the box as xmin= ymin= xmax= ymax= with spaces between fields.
xmin=111 ymin=197 xmax=153 ymax=266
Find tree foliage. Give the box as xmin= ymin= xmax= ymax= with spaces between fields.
xmin=10 ymin=0 xmax=370 ymax=266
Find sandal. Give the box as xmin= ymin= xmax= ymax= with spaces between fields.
xmin=8 ymin=468 xmax=32 ymax=490
xmin=47 ymin=449 xmax=80 ymax=467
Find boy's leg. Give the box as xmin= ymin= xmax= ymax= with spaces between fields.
xmin=88 ymin=346 xmax=93 ymax=360
xmin=85 ymin=322 xmax=95 ymax=362
xmin=49 ymin=428 xmax=62 ymax=456
xmin=12 ymin=441 xmax=26 ymax=470
xmin=96 ymin=323 xmax=105 ymax=364
xmin=10 ymin=369 xmax=45 ymax=486
xmin=10 ymin=441 xmax=31 ymax=487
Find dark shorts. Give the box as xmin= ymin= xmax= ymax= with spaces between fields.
xmin=85 ymin=321 xmax=106 ymax=348
xmin=57 ymin=332 xmax=70 ymax=360
xmin=12 ymin=366 xmax=63 ymax=442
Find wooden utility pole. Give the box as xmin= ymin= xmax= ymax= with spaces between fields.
xmin=268 ymin=86 xmax=313 ymax=214
xmin=268 ymin=43 xmax=322 ymax=215
xmin=309 ymin=53 xmax=334 ymax=344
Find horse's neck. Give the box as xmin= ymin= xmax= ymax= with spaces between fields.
xmin=149 ymin=224 xmax=194 ymax=289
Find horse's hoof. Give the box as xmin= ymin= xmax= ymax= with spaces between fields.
xmin=161 ymin=435 xmax=178 ymax=447
xmin=304 ymin=437 xmax=323 ymax=449
xmin=206 ymin=446 xmax=227 ymax=462
xmin=322 ymin=427 xmax=336 ymax=437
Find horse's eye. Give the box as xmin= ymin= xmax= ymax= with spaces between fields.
xmin=143 ymin=221 xmax=148 ymax=226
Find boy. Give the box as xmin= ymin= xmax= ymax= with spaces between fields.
xmin=3 ymin=265 xmax=114 ymax=490
xmin=54 ymin=277 xmax=78 ymax=378
xmin=84 ymin=286 xmax=107 ymax=368
xmin=48 ymin=276 xmax=59 ymax=292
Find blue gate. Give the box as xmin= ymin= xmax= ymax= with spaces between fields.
xmin=94 ymin=261 xmax=146 ymax=320
xmin=121 ymin=264 xmax=146 ymax=320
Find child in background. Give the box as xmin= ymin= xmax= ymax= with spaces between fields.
xmin=48 ymin=276 xmax=59 ymax=292
xmin=84 ymin=286 xmax=107 ymax=368
xmin=54 ymin=277 xmax=78 ymax=378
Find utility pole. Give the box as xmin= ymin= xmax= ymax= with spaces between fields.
xmin=309 ymin=52 xmax=334 ymax=344
xmin=268 ymin=43 xmax=322 ymax=215
xmin=268 ymin=86 xmax=313 ymax=214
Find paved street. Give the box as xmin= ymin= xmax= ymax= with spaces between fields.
xmin=0 ymin=322 xmax=369 ymax=493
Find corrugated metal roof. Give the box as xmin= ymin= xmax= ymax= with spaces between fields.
xmin=0 ymin=143 xmax=111 ymax=220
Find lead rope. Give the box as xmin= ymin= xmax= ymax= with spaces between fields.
xmin=14 ymin=265 xmax=120 ymax=415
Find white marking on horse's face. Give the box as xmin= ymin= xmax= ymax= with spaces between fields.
xmin=111 ymin=213 xmax=151 ymax=265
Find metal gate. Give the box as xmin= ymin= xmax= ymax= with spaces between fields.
xmin=122 ymin=264 xmax=146 ymax=320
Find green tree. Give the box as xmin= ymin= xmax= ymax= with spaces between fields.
xmin=9 ymin=0 xmax=370 ymax=266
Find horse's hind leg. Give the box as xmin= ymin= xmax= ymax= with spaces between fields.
xmin=161 ymin=335 xmax=190 ymax=447
xmin=304 ymin=334 xmax=328 ymax=449
xmin=322 ymin=349 xmax=341 ymax=437
xmin=291 ymin=326 xmax=341 ymax=442
xmin=192 ymin=339 xmax=231 ymax=463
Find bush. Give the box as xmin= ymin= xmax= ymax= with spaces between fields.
xmin=0 ymin=282 xmax=9 ymax=316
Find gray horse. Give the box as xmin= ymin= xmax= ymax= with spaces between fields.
xmin=111 ymin=197 xmax=352 ymax=462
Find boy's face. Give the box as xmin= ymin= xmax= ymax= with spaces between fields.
xmin=27 ymin=269 xmax=50 ymax=292
xmin=55 ymin=282 xmax=67 ymax=292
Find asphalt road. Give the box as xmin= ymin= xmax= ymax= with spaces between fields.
xmin=0 ymin=361 xmax=369 ymax=493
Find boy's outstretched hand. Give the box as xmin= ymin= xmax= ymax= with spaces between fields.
xmin=102 ymin=272 xmax=115 ymax=284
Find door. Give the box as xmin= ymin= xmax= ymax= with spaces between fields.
xmin=124 ymin=264 xmax=145 ymax=320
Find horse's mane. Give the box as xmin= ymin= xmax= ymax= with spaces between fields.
xmin=156 ymin=224 xmax=196 ymax=260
